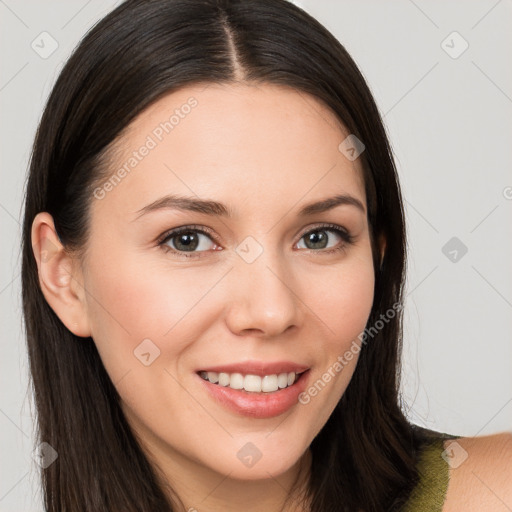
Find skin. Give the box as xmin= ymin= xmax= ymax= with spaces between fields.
xmin=32 ymin=81 xmax=379 ymax=511
xmin=442 ymin=433 xmax=512 ymax=511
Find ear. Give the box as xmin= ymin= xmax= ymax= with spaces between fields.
xmin=31 ymin=212 xmax=91 ymax=338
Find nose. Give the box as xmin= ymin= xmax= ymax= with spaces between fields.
xmin=223 ymin=247 xmax=303 ymax=338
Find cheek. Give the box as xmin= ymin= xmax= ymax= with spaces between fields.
xmin=82 ymin=249 xmax=221 ymax=376
xmin=295 ymin=257 xmax=374 ymax=432
xmin=306 ymin=254 xmax=375 ymax=347
xmin=334 ymin=274 xmax=374 ymax=347
xmin=300 ymin=252 xmax=374 ymax=390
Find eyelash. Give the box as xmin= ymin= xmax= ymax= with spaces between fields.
xmin=157 ymin=223 xmax=355 ymax=259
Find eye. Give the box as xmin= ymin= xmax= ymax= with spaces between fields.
xmin=158 ymin=225 xmax=219 ymax=258
xmin=296 ymin=224 xmax=355 ymax=254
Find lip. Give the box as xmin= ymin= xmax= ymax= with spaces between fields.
xmin=196 ymin=368 xmax=311 ymax=419
xmin=196 ymin=360 xmax=310 ymax=377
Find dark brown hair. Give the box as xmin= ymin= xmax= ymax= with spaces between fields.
xmin=21 ymin=0 xmax=454 ymax=510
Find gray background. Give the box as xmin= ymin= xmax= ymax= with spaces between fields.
xmin=1 ymin=0 xmax=511 ymax=510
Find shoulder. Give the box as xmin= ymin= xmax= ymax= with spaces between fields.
xmin=442 ymin=431 xmax=512 ymax=511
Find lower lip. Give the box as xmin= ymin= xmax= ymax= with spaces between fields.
xmin=197 ymin=370 xmax=310 ymax=419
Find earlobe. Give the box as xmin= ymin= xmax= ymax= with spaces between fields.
xmin=31 ymin=212 xmax=91 ymax=338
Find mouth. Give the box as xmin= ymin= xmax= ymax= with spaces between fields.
xmin=195 ymin=367 xmax=311 ymax=419
xmin=197 ymin=369 xmax=307 ymax=393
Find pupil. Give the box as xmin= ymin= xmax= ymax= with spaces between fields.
xmin=175 ymin=232 xmax=198 ymax=251
xmin=307 ymin=231 xmax=327 ymax=249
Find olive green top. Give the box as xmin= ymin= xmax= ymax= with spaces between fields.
xmin=402 ymin=435 xmax=456 ymax=511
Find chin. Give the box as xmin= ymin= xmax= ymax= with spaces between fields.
xmin=225 ymin=458 xmax=299 ymax=481
xmin=207 ymin=441 xmax=306 ymax=481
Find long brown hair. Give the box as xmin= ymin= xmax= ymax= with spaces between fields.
xmin=21 ymin=0 xmax=452 ymax=510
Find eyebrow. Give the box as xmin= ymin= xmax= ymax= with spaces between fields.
xmin=133 ymin=193 xmax=366 ymax=220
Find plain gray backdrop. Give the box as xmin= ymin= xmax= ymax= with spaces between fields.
xmin=1 ymin=0 xmax=511 ymax=510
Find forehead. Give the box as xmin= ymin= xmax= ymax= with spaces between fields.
xmin=94 ymin=82 xmax=366 ymax=217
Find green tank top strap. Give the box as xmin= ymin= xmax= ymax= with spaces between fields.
xmin=402 ymin=435 xmax=458 ymax=511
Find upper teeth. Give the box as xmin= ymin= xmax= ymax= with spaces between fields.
xmin=199 ymin=371 xmax=299 ymax=393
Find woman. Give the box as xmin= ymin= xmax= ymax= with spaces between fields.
xmin=22 ymin=0 xmax=511 ymax=510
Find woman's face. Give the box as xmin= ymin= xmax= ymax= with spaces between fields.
xmin=79 ymin=82 xmax=376 ymax=481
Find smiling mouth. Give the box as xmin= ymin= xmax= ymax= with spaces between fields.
xmin=197 ymin=370 xmax=308 ymax=393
